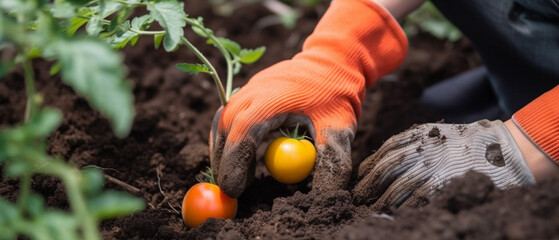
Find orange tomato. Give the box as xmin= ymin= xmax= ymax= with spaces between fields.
xmin=181 ymin=182 xmax=238 ymax=228
xmin=264 ymin=136 xmax=316 ymax=184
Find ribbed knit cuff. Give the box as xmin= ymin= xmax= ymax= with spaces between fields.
xmin=512 ymin=85 xmax=559 ymax=163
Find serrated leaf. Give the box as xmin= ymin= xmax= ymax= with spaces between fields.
xmin=154 ymin=33 xmax=164 ymax=49
xmin=147 ymin=0 xmax=186 ymax=51
xmin=129 ymin=35 xmax=140 ymax=46
xmin=107 ymin=30 xmax=138 ymax=49
xmin=208 ymin=37 xmax=241 ymax=56
xmin=239 ymin=46 xmax=266 ymax=64
xmin=67 ymin=17 xmax=89 ymax=36
xmin=87 ymin=191 xmax=145 ymax=220
xmin=44 ymin=38 xmax=134 ymax=138
xmin=176 ymin=63 xmax=211 ymax=75
xmin=131 ymin=15 xmax=153 ymax=31
xmin=86 ymin=15 xmax=103 ymax=36
xmin=97 ymin=1 xmax=125 ymax=18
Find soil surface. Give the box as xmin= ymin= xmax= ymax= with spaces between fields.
xmin=1 ymin=1 xmax=558 ymax=239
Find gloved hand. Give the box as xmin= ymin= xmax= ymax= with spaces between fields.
xmin=353 ymin=119 xmax=536 ymax=212
xmin=209 ymin=0 xmax=408 ymax=198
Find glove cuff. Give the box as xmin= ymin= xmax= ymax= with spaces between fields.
xmin=489 ymin=120 xmax=536 ymax=186
xmin=512 ymin=85 xmax=559 ymax=164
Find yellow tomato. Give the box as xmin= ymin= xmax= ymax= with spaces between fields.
xmin=264 ymin=137 xmax=316 ymax=184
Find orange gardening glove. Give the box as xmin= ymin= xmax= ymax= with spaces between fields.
xmin=210 ymin=0 xmax=408 ymax=198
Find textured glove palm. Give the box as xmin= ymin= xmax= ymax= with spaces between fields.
xmin=353 ymin=119 xmax=536 ymax=212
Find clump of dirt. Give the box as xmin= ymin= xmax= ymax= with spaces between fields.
xmin=335 ymin=172 xmax=559 ymax=240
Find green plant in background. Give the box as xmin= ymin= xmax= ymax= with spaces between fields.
xmin=209 ymin=0 xmax=327 ymax=30
xmin=403 ymin=0 xmax=462 ymax=42
xmin=0 ymin=0 xmax=264 ymax=239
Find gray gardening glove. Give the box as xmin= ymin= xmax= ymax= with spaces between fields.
xmin=353 ymin=119 xmax=536 ymax=212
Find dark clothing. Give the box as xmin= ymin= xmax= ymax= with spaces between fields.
xmin=430 ymin=0 xmax=559 ymax=116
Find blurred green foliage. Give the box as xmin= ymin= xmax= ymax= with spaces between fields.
xmin=403 ymin=1 xmax=462 ymax=42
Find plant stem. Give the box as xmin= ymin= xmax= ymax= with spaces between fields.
xmin=22 ymin=58 xmax=36 ymax=122
xmin=184 ymin=17 xmax=235 ymax=103
xmin=129 ymin=28 xmax=165 ymax=35
xmin=61 ymin=170 xmax=100 ymax=240
xmin=206 ymin=34 xmax=234 ymax=101
xmin=17 ymin=173 xmax=31 ymax=214
xmin=180 ymin=36 xmax=228 ymax=106
xmin=38 ymin=158 xmax=100 ymax=240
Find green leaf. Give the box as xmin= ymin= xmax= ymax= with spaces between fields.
xmin=154 ymin=33 xmax=164 ymax=49
xmin=0 ymin=60 xmax=15 ymax=78
xmin=176 ymin=63 xmax=211 ymax=75
xmin=67 ymin=17 xmax=89 ymax=36
xmin=147 ymin=0 xmax=186 ymax=51
xmin=86 ymin=15 xmax=103 ymax=36
xmin=49 ymin=61 xmax=62 ymax=76
xmin=207 ymin=37 xmax=241 ymax=56
xmin=51 ymin=1 xmax=77 ymax=18
xmin=38 ymin=211 xmax=79 ymax=240
xmin=0 ymin=0 xmax=20 ymax=10
xmin=239 ymin=46 xmax=266 ymax=64
xmin=279 ymin=11 xmax=298 ymax=29
xmin=44 ymin=38 xmax=134 ymax=138
xmin=97 ymin=1 xmax=125 ymax=18
xmin=190 ymin=17 xmax=213 ymax=38
xmin=30 ymin=107 xmax=62 ymax=137
xmin=25 ymin=193 xmax=45 ymax=218
xmin=5 ymin=160 xmax=32 ymax=177
xmin=88 ymin=191 xmax=145 ymax=220
xmin=67 ymin=0 xmax=93 ymax=5
xmin=129 ymin=35 xmax=140 ymax=46
xmin=107 ymin=30 xmax=138 ymax=49
xmin=80 ymin=167 xmax=105 ymax=196
xmin=0 ymin=198 xmax=19 ymax=226
xmin=131 ymin=15 xmax=153 ymax=31
xmin=0 ymin=226 xmax=15 ymax=240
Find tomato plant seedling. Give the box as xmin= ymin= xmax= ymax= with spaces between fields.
xmin=182 ymin=167 xmax=238 ymax=228
xmin=2 ymin=0 xmax=264 ymax=238
xmin=264 ymin=124 xmax=317 ymax=184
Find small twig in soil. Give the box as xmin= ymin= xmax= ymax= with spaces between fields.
xmin=83 ymin=165 xmax=140 ymax=194
xmin=155 ymin=166 xmax=181 ymax=215
xmin=104 ymin=174 xmax=141 ymax=195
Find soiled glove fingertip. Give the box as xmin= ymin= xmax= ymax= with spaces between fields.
xmin=218 ymin=173 xmax=246 ymax=198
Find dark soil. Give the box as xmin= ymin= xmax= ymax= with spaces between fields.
xmin=1 ymin=1 xmax=558 ymax=239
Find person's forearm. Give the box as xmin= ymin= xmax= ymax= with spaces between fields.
xmin=505 ymin=119 xmax=559 ymax=182
xmin=372 ymin=0 xmax=425 ymax=21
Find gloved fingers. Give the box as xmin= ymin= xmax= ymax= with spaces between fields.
xmin=369 ymin=172 xmax=430 ymax=213
xmin=356 ymin=124 xmax=428 ymax=180
xmin=353 ymin=125 xmax=429 ymax=204
xmin=209 ymin=107 xmax=224 ymax=178
xmin=311 ymin=127 xmax=356 ymax=191
xmin=399 ymin=180 xmax=438 ymax=209
xmin=213 ymin=112 xmax=316 ymax=198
